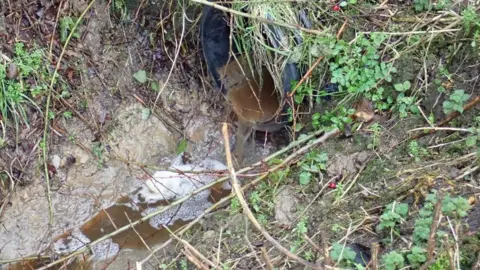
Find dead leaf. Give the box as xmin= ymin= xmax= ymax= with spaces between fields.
xmin=353 ymin=98 xmax=374 ymax=122
xmin=441 ymin=80 xmax=454 ymax=90
xmin=468 ymin=196 xmax=476 ymax=205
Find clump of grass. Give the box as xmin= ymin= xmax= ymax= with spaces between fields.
xmin=0 ymin=43 xmax=45 ymax=131
xmin=230 ymin=1 xmax=326 ymax=102
xmin=0 ymin=42 xmax=72 ymax=142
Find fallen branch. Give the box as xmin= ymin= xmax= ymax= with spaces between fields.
xmin=222 ymin=123 xmax=328 ymax=269
xmin=183 ymin=248 xmax=210 ymax=270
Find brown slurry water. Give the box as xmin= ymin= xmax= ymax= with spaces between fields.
xmin=217 ymin=56 xmax=283 ymax=163
xmin=218 ymin=56 xmax=281 ymax=128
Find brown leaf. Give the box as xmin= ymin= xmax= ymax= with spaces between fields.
xmin=468 ymin=196 xmax=476 ymax=205
xmin=353 ymin=98 xmax=374 ymax=123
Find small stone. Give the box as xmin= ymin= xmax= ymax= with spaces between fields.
xmin=449 ymin=167 xmax=460 ymax=179
xmin=51 ymin=155 xmax=61 ymax=169
xmin=6 ymin=63 xmax=18 ymax=79
xmin=274 ymin=186 xmax=298 ymax=226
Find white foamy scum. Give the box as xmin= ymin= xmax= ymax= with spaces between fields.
xmin=139 ymin=153 xmax=230 ymax=202
xmin=145 ymin=195 xmax=213 ymax=228
xmin=53 ymin=228 xmax=91 ymax=255
xmin=133 ymin=153 xmax=230 ymax=227
xmin=90 ymin=238 xmax=120 ymax=260
xmin=53 ymin=228 xmax=120 ymax=259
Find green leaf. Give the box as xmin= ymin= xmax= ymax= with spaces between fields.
xmin=394 ymin=83 xmax=404 ymax=91
xmin=294 ymin=123 xmax=304 ymax=132
xmin=403 ymin=81 xmax=411 ymax=90
xmin=133 ymin=70 xmax=148 ymax=84
xmin=151 ymin=81 xmax=160 ymax=92
xmin=382 ymin=251 xmax=405 ymax=270
xmin=330 ymin=243 xmax=357 ymax=263
xmin=395 ymin=203 xmax=409 ymax=217
xmin=466 ymin=136 xmax=477 ymax=147
xmin=299 ymin=171 xmax=312 ymax=185
xmin=176 ymin=138 xmax=188 ymax=154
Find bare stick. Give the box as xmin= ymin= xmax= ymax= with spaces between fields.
xmin=371 ymin=243 xmax=379 ymax=270
xmin=320 ymin=231 xmax=333 ymax=267
xmin=164 ymin=225 xmax=218 ymax=269
xmin=154 ymin=3 xmax=186 ymax=102
xmin=42 ymin=0 xmax=96 ymax=228
xmin=445 ymin=234 xmax=455 ymax=270
xmin=222 ymin=123 xmax=322 ymax=269
xmin=427 ymin=191 xmax=444 ymax=260
xmin=288 ymin=18 xmax=347 ymax=99
xmin=183 ymin=248 xmax=210 ymax=270
xmin=261 ymin=246 xmax=274 ymax=270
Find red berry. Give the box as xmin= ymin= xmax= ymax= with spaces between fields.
xmin=333 ymin=5 xmax=341 ymax=11
xmin=328 ymin=182 xmax=337 ymax=189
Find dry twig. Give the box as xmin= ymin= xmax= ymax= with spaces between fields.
xmin=427 ymin=191 xmax=444 ymax=260
xmin=163 ymin=225 xmax=218 ymax=269
xmin=371 ymin=243 xmax=379 ymax=270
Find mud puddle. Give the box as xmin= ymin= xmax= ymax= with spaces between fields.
xmin=4 ymin=153 xmax=233 ymax=270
